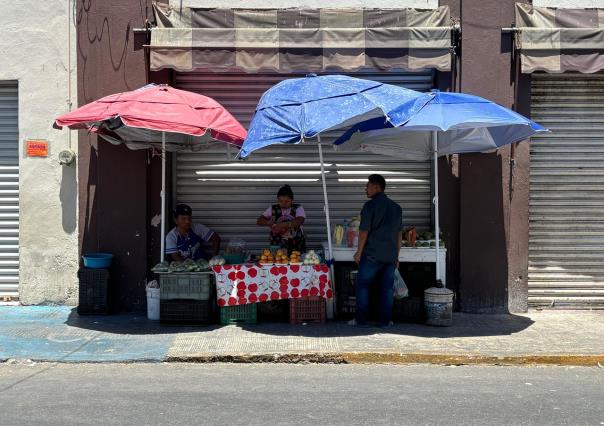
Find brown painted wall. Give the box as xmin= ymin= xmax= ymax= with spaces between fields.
xmin=77 ymin=0 xmax=152 ymax=311
xmin=456 ymin=0 xmax=531 ymax=313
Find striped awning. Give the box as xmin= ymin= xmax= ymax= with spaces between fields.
xmin=150 ymin=3 xmax=452 ymax=73
xmin=515 ymin=3 xmax=604 ymax=74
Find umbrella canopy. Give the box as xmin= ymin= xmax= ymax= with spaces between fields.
xmin=54 ymin=84 xmax=246 ymax=150
xmin=334 ymin=91 xmax=547 ymax=159
xmin=54 ymin=84 xmax=246 ymax=264
xmin=334 ymin=91 xmax=548 ymax=285
xmin=239 ymin=74 xmax=432 ymax=158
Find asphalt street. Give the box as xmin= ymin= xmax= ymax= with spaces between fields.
xmin=0 ymin=363 xmax=602 ymax=425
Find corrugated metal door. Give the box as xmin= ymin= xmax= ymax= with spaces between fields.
xmin=174 ymin=71 xmax=434 ymax=251
xmin=0 ymin=82 xmax=19 ymax=300
xmin=529 ymin=73 xmax=604 ymax=309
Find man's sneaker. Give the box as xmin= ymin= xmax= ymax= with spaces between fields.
xmin=347 ymin=318 xmax=357 ymax=326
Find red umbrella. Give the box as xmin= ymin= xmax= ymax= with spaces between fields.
xmin=55 ymin=84 xmax=247 ymax=262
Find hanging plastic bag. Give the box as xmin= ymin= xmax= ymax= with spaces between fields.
xmin=393 ymin=269 xmax=409 ymax=299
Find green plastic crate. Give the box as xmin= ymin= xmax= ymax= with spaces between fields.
xmin=220 ymin=303 xmax=257 ymax=325
xmin=159 ymin=272 xmax=213 ymax=301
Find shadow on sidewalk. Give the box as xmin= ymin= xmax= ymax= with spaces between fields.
xmin=234 ymin=313 xmax=535 ymax=339
xmin=64 ymin=309 xmax=223 ymax=335
xmin=66 ymin=309 xmax=534 ymax=339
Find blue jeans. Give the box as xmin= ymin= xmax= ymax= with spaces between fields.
xmin=355 ymin=255 xmax=395 ymax=326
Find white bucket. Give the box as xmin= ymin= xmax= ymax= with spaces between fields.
xmin=146 ymin=287 xmax=160 ymax=321
xmin=424 ymin=287 xmax=454 ymax=326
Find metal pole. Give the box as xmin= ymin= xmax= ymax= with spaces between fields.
xmin=318 ymin=136 xmax=335 ymax=319
xmin=317 ymin=137 xmax=334 ymax=264
xmin=432 ymin=131 xmax=442 ymax=285
xmin=160 ymin=132 xmax=166 ymax=264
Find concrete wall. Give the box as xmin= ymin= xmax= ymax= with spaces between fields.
xmin=0 ymin=1 xmax=79 ymax=304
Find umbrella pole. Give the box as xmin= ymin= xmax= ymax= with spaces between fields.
xmin=432 ymin=131 xmax=442 ymax=286
xmin=160 ymin=131 xmax=166 ymax=264
xmin=317 ymin=137 xmax=334 ymax=264
xmin=318 ymin=136 xmax=335 ymax=319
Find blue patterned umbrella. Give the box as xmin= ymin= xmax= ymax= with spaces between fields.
xmin=334 ymin=91 xmax=548 ymax=284
xmin=239 ymin=74 xmax=431 ymax=269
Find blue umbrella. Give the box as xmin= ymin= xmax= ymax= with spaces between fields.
xmin=334 ymin=91 xmax=548 ymax=284
xmin=240 ymin=74 xmax=432 ymax=269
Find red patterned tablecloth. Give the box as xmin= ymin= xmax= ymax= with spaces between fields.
xmin=212 ymin=264 xmax=333 ymax=307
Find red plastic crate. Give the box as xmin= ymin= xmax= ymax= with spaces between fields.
xmin=289 ymin=296 xmax=326 ymax=325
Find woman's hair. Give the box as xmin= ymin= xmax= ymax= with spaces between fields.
xmin=277 ymin=184 xmax=294 ymax=199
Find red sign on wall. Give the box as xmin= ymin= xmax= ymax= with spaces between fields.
xmin=25 ymin=139 xmax=49 ymax=157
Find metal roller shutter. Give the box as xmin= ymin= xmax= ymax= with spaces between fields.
xmin=0 ymin=82 xmax=19 ymax=300
xmin=174 ymin=71 xmax=434 ymax=252
xmin=529 ymin=73 xmax=604 ymax=309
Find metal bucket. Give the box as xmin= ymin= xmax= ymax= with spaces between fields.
xmin=424 ymin=287 xmax=454 ymax=326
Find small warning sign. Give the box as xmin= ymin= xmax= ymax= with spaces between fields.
xmin=25 ymin=139 xmax=49 ymax=157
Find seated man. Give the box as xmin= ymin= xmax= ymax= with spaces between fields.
xmin=165 ymin=204 xmax=221 ymax=261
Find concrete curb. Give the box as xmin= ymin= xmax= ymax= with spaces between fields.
xmin=164 ymin=352 xmax=604 ymax=367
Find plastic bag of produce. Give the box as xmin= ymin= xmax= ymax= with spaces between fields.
xmin=225 ymin=239 xmax=246 ymax=255
xmin=393 ymin=270 xmax=409 ymax=300
xmin=209 ymin=255 xmax=226 ymax=267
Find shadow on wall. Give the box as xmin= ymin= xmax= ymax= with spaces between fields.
xmin=459 ymin=152 xmax=509 ymax=313
xmin=60 ymin=162 xmax=77 ymax=234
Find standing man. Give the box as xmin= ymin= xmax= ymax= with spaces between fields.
xmin=165 ymin=204 xmax=221 ymax=262
xmin=353 ymin=174 xmax=403 ymax=327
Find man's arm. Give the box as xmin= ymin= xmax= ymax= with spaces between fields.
xmin=354 ymin=231 xmax=368 ymax=264
xmin=210 ymin=233 xmax=221 ymax=256
xmin=170 ymin=253 xmax=185 ymax=262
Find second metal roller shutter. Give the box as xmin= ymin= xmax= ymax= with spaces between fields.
xmin=174 ymin=71 xmax=434 ymax=252
xmin=529 ymin=73 xmax=604 ymax=309
xmin=0 ymin=82 xmax=19 ymax=300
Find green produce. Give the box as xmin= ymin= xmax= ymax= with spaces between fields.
xmin=151 ymin=261 xmax=169 ymax=273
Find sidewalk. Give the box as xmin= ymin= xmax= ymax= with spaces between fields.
xmin=1 ymin=306 xmax=603 ymax=365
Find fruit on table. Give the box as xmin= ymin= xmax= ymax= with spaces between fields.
xmin=260 ymin=249 xmax=275 ymax=264
xmin=303 ymin=250 xmax=321 ymax=265
xmin=290 ymin=250 xmax=301 ymax=263
xmin=275 ymin=249 xmax=289 ymax=264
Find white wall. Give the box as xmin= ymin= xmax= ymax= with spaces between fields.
xmin=533 ymin=0 xmax=604 ymax=7
xmin=179 ymin=0 xmax=438 ymax=8
xmin=0 ymin=1 xmax=78 ymax=304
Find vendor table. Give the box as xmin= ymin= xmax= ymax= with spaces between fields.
xmin=322 ymin=242 xmax=447 ymax=286
xmin=212 ymin=264 xmax=333 ymax=307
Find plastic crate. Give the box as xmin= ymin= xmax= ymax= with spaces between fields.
xmin=159 ymin=272 xmax=213 ymax=301
xmin=77 ymin=268 xmax=110 ymax=315
xmin=160 ymin=299 xmax=214 ymax=325
xmin=335 ymin=265 xmax=357 ymax=319
xmin=393 ymin=296 xmax=424 ymax=323
xmin=220 ymin=303 xmax=257 ymax=325
xmin=289 ymin=296 xmax=326 ymax=325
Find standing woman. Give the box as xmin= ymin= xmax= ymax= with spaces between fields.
xmin=257 ymin=185 xmax=306 ymax=254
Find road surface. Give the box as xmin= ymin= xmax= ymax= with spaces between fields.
xmin=0 ymin=363 xmax=602 ymax=425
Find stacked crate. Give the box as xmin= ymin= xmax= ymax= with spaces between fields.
xmin=289 ymin=296 xmax=326 ymax=325
xmin=159 ymin=272 xmax=215 ymax=325
xmin=220 ymin=303 xmax=257 ymax=325
xmin=334 ymin=263 xmax=358 ymax=319
xmin=78 ymin=268 xmax=110 ymax=315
